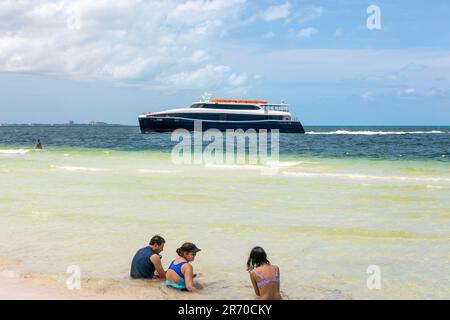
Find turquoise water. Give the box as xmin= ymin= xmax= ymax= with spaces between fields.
xmin=0 ymin=126 xmax=449 ymax=299
xmin=1 ymin=125 xmax=450 ymax=160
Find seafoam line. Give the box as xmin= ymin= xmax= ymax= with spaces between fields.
xmin=52 ymin=165 xmax=112 ymax=172
xmin=0 ymin=149 xmax=30 ymax=155
xmin=306 ymin=130 xmax=447 ymax=135
xmin=137 ymin=169 xmax=177 ymax=174
xmin=205 ymin=163 xmax=264 ymax=170
xmin=282 ymin=171 xmax=450 ymax=183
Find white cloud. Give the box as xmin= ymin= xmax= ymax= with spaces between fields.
xmin=0 ymin=0 xmax=251 ymax=93
xmin=361 ymin=91 xmax=374 ymax=100
xmin=228 ymin=72 xmax=248 ymax=87
xmin=260 ymin=2 xmax=291 ymax=22
xmin=335 ymin=28 xmax=344 ymax=37
xmin=424 ymin=88 xmax=442 ymax=97
xmin=398 ymin=88 xmax=416 ymax=96
xmin=263 ymin=31 xmax=275 ymax=39
xmin=154 ymin=64 xmax=230 ymax=89
xmin=297 ymin=27 xmax=318 ymax=39
xmin=298 ymin=5 xmax=323 ymax=24
xmin=226 ymin=48 xmax=450 ymax=98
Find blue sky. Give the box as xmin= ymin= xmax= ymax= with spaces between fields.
xmin=0 ymin=0 xmax=449 ymax=125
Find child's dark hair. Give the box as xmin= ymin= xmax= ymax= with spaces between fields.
xmin=246 ymin=246 xmax=270 ymax=270
xmin=149 ymin=235 xmax=165 ymax=246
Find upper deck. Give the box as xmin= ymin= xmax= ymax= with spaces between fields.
xmin=191 ymin=99 xmax=290 ymax=112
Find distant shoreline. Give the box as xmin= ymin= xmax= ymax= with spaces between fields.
xmin=0 ymin=124 xmax=135 ymax=127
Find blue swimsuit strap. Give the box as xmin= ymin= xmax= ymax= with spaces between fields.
xmin=169 ymin=260 xmax=187 ymax=279
xmin=253 ymin=266 xmax=280 ymax=287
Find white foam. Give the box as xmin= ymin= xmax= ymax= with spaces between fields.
xmin=306 ymin=130 xmax=446 ymax=135
xmin=53 ymin=166 xmax=112 ymax=172
xmin=266 ymin=161 xmax=302 ymax=167
xmin=426 ymin=185 xmax=449 ymax=190
xmin=31 ymin=211 xmax=49 ymax=218
xmin=205 ymin=163 xmax=286 ymax=176
xmin=137 ymin=169 xmax=177 ymax=175
xmin=205 ymin=163 xmax=265 ymax=170
xmin=0 ymin=149 xmax=29 ymax=155
xmin=205 ymin=162 xmax=321 ymax=172
xmin=282 ymin=171 xmax=450 ymax=183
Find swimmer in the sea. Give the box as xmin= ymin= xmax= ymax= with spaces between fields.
xmin=35 ymin=139 xmax=42 ymax=149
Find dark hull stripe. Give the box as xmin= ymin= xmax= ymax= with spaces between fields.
xmin=139 ymin=117 xmax=305 ymax=133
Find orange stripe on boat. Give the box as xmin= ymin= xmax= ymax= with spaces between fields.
xmin=210 ymin=99 xmax=268 ymax=104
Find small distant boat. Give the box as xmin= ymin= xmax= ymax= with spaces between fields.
xmin=138 ymin=99 xmax=305 ymax=133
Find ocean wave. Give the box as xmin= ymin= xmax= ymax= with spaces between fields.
xmin=282 ymin=171 xmax=450 ymax=183
xmin=205 ymin=163 xmax=265 ymax=170
xmin=137 ymin=169 xmax=177 ymax=175
xmin=426 ymin=185 xmax=450 ymax=190
xmin=265 ymin=160 xmax=303 ymax=167
xmin=306 ymin=130 xmax=446 ymax=135
xmin=205 ymin=163 xmax=290 ymax=176
xmin=205 ymin=161 xmax=314 ymax=170
xmin=52 ymin=166 xmax=112 ymax=172
xmin=0 ymin=149 xmax=29 ymax=155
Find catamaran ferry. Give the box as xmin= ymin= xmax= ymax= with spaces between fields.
xmin=138 ymin=99 xmax=305 ymax=133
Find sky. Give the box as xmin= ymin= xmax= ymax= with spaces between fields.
xmin=0 ymin=0 xmax=449 ymax=125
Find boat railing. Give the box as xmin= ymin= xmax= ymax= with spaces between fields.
xmin=262 ymin=104 xmax=290 ymax=112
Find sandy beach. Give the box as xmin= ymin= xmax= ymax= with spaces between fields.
xmin=0 ymin=265 xmax=130 ymax=300
xmin=0 ymin=258 xmax=226 ymax=300
xmin=0 ymin=270 xmax=96 ymax=300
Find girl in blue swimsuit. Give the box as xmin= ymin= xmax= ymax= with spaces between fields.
xmin=165 ymin=242 xmax=201 ymax=292
xmin=247 ymin=246 xmax=281 ymax=300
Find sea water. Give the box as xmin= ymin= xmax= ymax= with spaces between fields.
xmin=0 ymin=126 xmax=449 ymax=299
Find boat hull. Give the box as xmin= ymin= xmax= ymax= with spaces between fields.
xmin=139 ymin=117 xmax=305 ymax=133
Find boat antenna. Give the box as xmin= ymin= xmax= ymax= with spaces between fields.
xmin=199 ymin=92 xmax=213 ymax=102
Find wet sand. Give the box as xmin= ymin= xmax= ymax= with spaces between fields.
xmin=0 ymin=269 xmax=111 ymax=300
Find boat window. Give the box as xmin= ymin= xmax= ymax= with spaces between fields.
xmin=190 ymin=104 xmax=204 ymax=108
xmin=203 ymin=104 xmax=261 ymax=110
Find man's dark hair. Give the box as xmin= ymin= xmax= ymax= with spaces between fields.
xmin=149 ymin=235 xmax=165 ymax=246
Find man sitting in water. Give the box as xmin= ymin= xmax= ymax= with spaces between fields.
xmin=35 ymin=139 xmax=42 ymax=149
xmin=130 ymin=235 xmax=166 ymax=280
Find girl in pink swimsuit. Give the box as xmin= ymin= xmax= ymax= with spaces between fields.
xmin=247 ymin=246 xmax=281 ymax=300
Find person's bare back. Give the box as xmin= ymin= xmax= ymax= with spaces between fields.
xmin=247 ymin=247 xmax=281 ymax=300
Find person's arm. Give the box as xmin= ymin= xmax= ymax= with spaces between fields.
xmin=150 ymin=254 xmax=166 ymax=280
xmin=249 ymin=271 xmax=260 ymax=296
xmin=184 ymin=264 xmax=197 ymax=292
